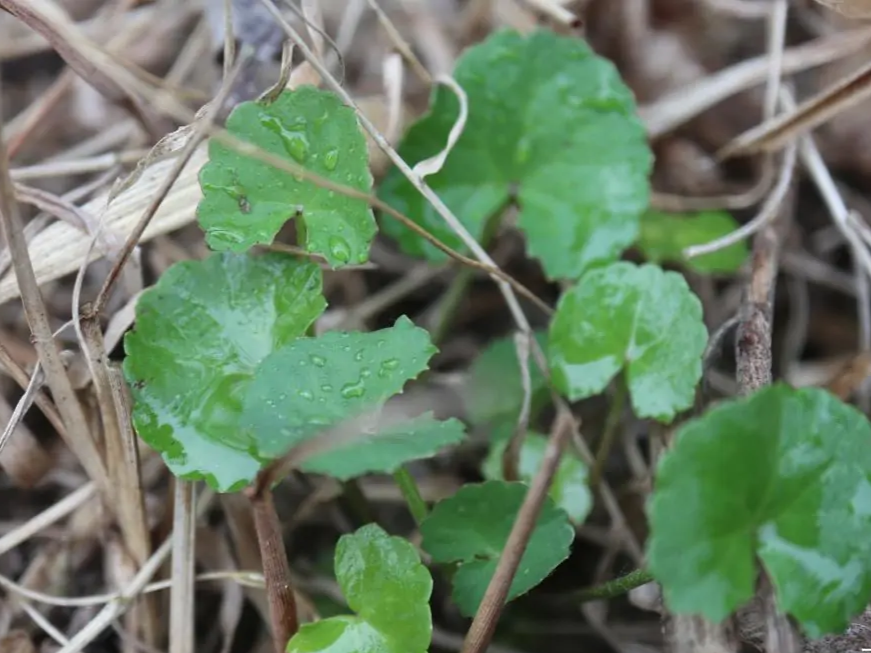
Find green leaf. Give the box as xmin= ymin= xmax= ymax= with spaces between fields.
xmin=198 ymin=87 xmax=376 ymax=267
xmin=420 ymin=480 xmax=574 ymax=616
xmin=302 ymin=413 xmax=466 ymax=480
xmin=548 ymin=261 xmax=707 ymax=422
xmin=482 ymin=427 xmax=591 ymax=524
xmin=242 ymin=316 xmax=457 ymax=468
xmin=378 ymin=29 xmax=652 ymax=280
xmin=639 ymin=210 xmax=748 ymax=274
xmin=123 ymin=252 xmax=326 ymax=492
xmin=287 ymin=523 xmax=432 ymax=653
xmin=466 ymin=331 xmax=550 ymax=427
xmin=647 ymin=384 xmax=871 ymax=637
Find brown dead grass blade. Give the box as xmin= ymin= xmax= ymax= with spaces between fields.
xmin=719 ymin=58 xmax=871 ymax=158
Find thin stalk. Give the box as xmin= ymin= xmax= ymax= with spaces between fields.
xmin=393 ymin=466 xmax=428 ymax=525
xmin=338 ymin=479 xmax=377 ymax=527
xmin=245 ymin=476 xmax=298 ymax=653
xmin=589 ymin=379 xmax=627 ymax=489
xmin=430 ymin=204 xmax=509 ymax=345
xmin=573 ymin=568 xmax=654 ymax=603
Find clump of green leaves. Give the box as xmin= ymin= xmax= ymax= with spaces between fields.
xmin=121 ymin=24 xmax=871 ymax=653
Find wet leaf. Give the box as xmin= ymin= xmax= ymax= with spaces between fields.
xmin=482 ymin=427 xmax=591 ymax=524
xmin=548 ymin=262 xmax=707 ymax=422
xmin=123 ymin=252 xmax=325 ymax=492
xmin=379 ymin=29 xmax=652 ymax=280
xmin=639 ymin=210 xmax=748 ymax=274
xmin=242 ymin=316 xmax=464 ymax=474
xmin=648 ymin=384 xmax=871 ymax=637
xmin=287 ymin=523 xmax=432 ymax=653
xmin=466 ymin=331 xmax=550 ymax=427
xmin=420 ymin=480 xmax=574 ymax=616
xmin=198 ymin=87 xmax=376 ymax=267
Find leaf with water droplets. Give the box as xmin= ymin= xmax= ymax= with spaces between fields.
xmin=197 ymin=87 xmax=376 ymax=267
xmin=378 ymin=29 xmax=652 ymax=280
xmin=548 ymin=261 xmax=707 ymax=422
xmin=648 ymin=384 xmax=871 ymax=637
xmin=241 ymin=316 xmax=463 ymax=472
xmin=287 ymin=523 xmax=432 ymax=653
xmin=639 ymin=210 xmax=748 ymax=274
xmin=420 ymin=480 xmax=574 ymax=616
xmin=123 ymin=252 xmax=326 ymax=492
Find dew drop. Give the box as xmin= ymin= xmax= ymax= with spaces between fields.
xmin=381 ymin=358 xmax=399 ymax=371
xmin=298 ymin=389 xmax=314 ymax=401
xmin=360 ymin=367 xmax=371 ymax=378
xmin=323 ymin=147 xmax=339 ymax=171
xmin=259 ymin=115 xmax=309 ymax=163
xmin=328 ymin=236 xmax=351 ymax=264
xmin=354 ymin=350 xmax=364 ymax=362
xmin=340 ymin=379 xmax=365 ymax=399
xmin=310 ymin=354 xmax=326 ymax=367
xmin=320 ymin=384 xmax=333 ymax=392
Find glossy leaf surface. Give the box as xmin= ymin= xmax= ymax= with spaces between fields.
xmin=123 ymin=253 xmax=325 ymax=491
xmin=548 ymin=262 xmax=707 ymax=422
xmin=648 ymin=384 xmax=871 ymax=637
xmin=198 ymin=87 xmax=376 ymax=266
xmin=379 ymin=29 xmax=652 ymax=280
xmin=287 ymin=524 xmax=432 ymax=653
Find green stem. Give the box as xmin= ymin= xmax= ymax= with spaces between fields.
xmin=393 ymin=466 xmax=428 ymax=525
xmin=574 ymin=568 xmax=654 ymax=603
xmin=589 ymin=378 xmax=627 ymax=488
xmin=430 ymin=204 xmax=508 ymax=346
xmin=339 ymin=479 xmax=377 ymax=527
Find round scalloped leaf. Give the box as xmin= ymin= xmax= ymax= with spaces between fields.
xmin=197 ymin=87 xmax=376 ymax=267
xmin=241 ymin=316 xmax=437 ymax=459
xmin=548 ymin=262 xmax=707 ymax=422
xmin=482 ymin=427 xmax=591 ymax=524
xmin=378 ymin=29 xmax=652 ymax=280
xmin=466 ymin=331 xmax=550 ymax=427
xmin=639 ymin=210 xmax=748 ymax=274
xmin=302 ymin=413 xmax=466 ymax=480
xmin=123 ymin=253 xmax=326 ymax=492
xmin=420 ymin=480 xmax=574 ymax=616
xmin=287 ymin=524 xmax=432 ymax=653
xmin=648 ymin=384 xmax=871 ymax=637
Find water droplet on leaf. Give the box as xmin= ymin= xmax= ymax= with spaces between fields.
xmin=329 ymin=236 xmax=351 ymax=263
xmin=310 ymin=354 xmax=326 ymax=367
xmin=298 ymin=389 xmax=314 ymax=401
xmin=323 ymin=147 xmax=339 ymax=171
xmin=340 ymin=379 xmax=365 ymax=399
xmin=259 ymin=115 xmax=309 ymax=163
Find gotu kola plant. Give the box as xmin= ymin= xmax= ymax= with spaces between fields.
xmin=120 ymin=26 xmax=871 ymax=653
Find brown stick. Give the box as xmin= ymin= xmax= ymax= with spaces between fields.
xmin=734 ymin=160 xmax=803 ymax=653
xmin=460 ymin=408 xmax=574 ymax=653
xmin=245 ymin=474 xmax=298 ymax=653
